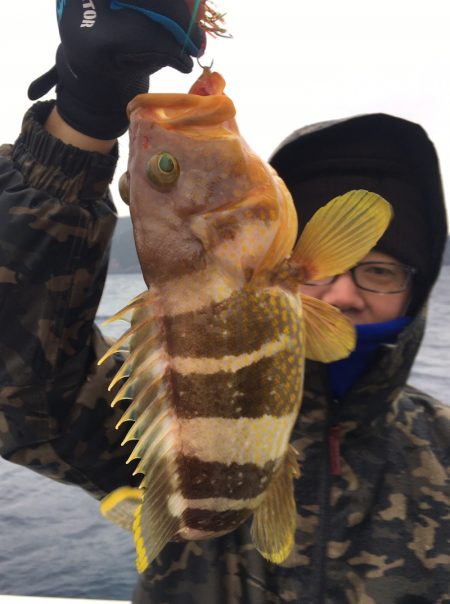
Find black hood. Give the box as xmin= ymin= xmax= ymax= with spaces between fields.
xmin=270 ymin=113 xmax=448 ymax=314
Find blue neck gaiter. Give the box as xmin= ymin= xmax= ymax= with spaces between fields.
xmin=327 ymin=317 xmax=412 ymax=399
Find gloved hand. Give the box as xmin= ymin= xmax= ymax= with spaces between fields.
xmin=28 ymin=0 xmax=207 ymax=139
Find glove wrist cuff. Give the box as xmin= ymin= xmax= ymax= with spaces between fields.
xmin=56 ymin=98 xmax=129 ymax=140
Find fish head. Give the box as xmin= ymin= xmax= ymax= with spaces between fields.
xmin=122 ymin=70 xmax=298 ymax=287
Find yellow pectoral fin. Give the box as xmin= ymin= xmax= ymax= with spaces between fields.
xmin=251 ymin=446 xmax=300 ymax=565
xmin=100 ymin=486 xmax=143 ymax=532
xmin=291 ymin=190 xmax=393 ymax=281
xmin=301 ymin=294 xmax=355 ymax=362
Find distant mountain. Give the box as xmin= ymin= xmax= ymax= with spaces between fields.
xmin=108 ymin=216 xmax=140 ymax=274
xmin=108 ymin=218 xmax=450 ymax=274
xmin=443 ymin=236 xmax=450 ymax=265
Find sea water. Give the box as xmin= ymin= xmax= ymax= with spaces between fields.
xmin=0 ymin=268 xmax=449 ymax=600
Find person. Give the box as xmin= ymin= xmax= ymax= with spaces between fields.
xmin=0 ymin=3 xmax=449 ymax=603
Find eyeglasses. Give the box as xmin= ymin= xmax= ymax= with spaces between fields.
xmin=303 ymin=261 xmax=416 ymax=294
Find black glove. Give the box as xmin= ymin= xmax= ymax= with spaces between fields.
xmin=28 ymin=0 xmax=206 ymax=139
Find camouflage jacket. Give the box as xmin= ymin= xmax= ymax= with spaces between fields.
xmin=1 ymin=103 xmax=449 ymax=604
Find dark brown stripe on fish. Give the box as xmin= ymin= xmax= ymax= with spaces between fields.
xmin=172 ymin=350 xmax=303 ymax=419
xmin=165 ymin=289 xmax=301 ymax=358
xmin=178 ymin=455 xmax=275 ymax=499
xmin=184 ymin=508 xmax=251 ymax=533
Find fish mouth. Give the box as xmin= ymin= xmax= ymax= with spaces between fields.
xmin=127 ymin=69 xmax=236 ymax=130
xmin=127 ymin=91 xmax=236 ymax=130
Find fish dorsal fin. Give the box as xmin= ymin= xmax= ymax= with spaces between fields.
xmin=101 ymin=289 xmax=181 ymax=573
xmin=100 ymin=487 xmax=142 ymax=532
xmin=128 ymin=400 xmax=181 ymax=573
xmin=101 ymin=290 xmax=154 ymax=325
xmin=301 ymin=294 xmax=355 ymax=362
xmin=251 ymin=445 xmax=300 ymax=564
xmin=133 ymin=457 xmax=181 ymax=573
xmin=290 ymin=190 xmax=393 ymax=281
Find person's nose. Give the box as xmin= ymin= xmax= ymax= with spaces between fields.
xmin=321 ymin=272 xmax=366 ymax=311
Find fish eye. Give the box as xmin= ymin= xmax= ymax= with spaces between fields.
xmin=146 ymin=152 xmax=180 ymax=187
xmin=118 ymin=171 xmax=130 ymax=205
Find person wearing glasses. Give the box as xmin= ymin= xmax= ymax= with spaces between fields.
xmin=0 ymin=4 xmax=449 ymax=603
xmin=302 ymin=252 xmax=415 ymax=322
xmin=267 ymin=116 xmax=450 ymax=602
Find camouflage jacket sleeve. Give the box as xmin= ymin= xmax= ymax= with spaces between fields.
xmin=0 ymin=101 xmax=138 ymax=499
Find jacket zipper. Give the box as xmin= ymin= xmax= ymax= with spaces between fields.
xmin=328 ymin=398 xmax=342 ymax=477
xmin=313 ymin=398 xmax=342 ymax=604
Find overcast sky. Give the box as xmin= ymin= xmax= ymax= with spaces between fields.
xmin=1 ymin=1 xmax=450 ymax=223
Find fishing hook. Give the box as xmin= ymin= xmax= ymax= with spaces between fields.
xmin=197 ymin=56 xmax=214 ymax=70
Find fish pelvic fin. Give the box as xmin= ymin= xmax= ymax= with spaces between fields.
xmin=251 ymin=445 xmax=300 ymax=564
xmin=100 ymin=486 xmax=143 ymax=532
xmin=301 ymin=294 xmax=355 ymax=362
xmin=290 ymin=190 xmax=393 ymax=281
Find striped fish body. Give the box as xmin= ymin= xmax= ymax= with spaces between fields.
xmin=100 ymin=69 xmax=394 ymax=571
xmin=106 ymin=280 xmax=304 ymax=570
xmin=141 ymin=285 xmax=302 ymax=537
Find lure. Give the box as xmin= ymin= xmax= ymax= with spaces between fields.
xmin=185 ymin=0 xmax=228 ymax=38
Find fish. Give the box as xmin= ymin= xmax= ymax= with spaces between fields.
xmin=99 ymin=68 xmax=393 ymax=572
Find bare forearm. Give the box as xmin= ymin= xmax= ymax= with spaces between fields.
xmin=44 ymin=106 xmax=117 ymax=154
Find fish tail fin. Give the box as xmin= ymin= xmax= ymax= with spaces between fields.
xmin=251 ymin=445 xmax=300 ymax=564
